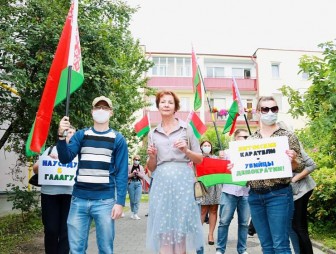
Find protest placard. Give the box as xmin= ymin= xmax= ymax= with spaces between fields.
xmin=38 ymin=148 xmax=77 ymax=186
xmin=229 ymin=136 xmax=292 ymax=181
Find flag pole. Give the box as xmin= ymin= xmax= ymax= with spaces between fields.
xmin=197 ymin=65 xmax=223 ymax=150
xmin=65 ymin=66 xmax=72 ymax=117
xmin=232 ymin=76 xmax=252 ymax=135
xmin=243 ymin=114 xmax=252 ymax=135
xmin=64 ymin=0 xmax=78 ymax=133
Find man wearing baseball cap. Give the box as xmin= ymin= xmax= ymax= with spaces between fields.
xmin=57 ymin=95 xmax=128 ymax=253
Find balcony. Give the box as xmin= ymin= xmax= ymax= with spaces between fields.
xmin=147 ymin=77 xmax=257 ymax=91
xmin=147 ymin=110 xmax=259 ymax=129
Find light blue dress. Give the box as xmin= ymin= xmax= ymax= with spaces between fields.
xmin=146 ymin=162 xmax=204 ymax=253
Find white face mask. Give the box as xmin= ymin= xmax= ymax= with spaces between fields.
xmin=202 ymin=146 xmax=211 ymax=154
xmin=92 ymin=109 xmax=110 ymax=124
xmin=134 ymin=160 xmax=140 ymax=166
xmin=260 ymin=112 xmax=278 ymax=126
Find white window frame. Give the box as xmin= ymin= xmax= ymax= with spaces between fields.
xmin=271 ymin=63 xmax=280 ymax=78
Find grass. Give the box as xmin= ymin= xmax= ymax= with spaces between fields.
xmin=310 ymin=223 xmax=336 ymax=251
xmin=0 ymin=209 xmax=44 ymax=253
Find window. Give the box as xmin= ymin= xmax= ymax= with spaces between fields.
xmin=176 ymin=58 xmax=191 ymax=77
xmin=232 ymin=68 xmax=251 ymax=79
xmin=210 ymin=98 xmax=226 ymax=110
xmin=179 ymin=97 xmax=190 ymax=111
xmin=206 ymin=67 xmax=225 ymax=78
xmin=271 ymin=64 xmax=280 ymax=78
xmin=151 ymin=57 xmax=191 ymax=77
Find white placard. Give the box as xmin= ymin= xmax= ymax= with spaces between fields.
xmin=229 ymin=136 xmax=292 ymax=181
xmin=38 ymin=148 xmax=77 ymax=186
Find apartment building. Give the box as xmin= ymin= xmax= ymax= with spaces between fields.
xmin=145 ymin=52 xmax=259 ymax=132
xmin=254 ymin=48 xmax=322 ymax=129
xmin=143 ymin=48 xmax=322 ymax=131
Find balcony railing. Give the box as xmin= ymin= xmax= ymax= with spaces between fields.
xmin=147 ymin=77 xmax=257 ymax=91
xmin=147 ymin=110 xmax=258 ymax=127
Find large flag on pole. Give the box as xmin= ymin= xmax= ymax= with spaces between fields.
xmin=192 ymin=49 xmax=202 ymax=111
xmin=26 ymin=0 xmax=84 ymax=156
xmin=134 ymin=113 xmax=150 ymax=138
xmin=188 ymin=111 xmax=207 ymax=139
xmin=223 ymin=77 xmax=244 ymax=136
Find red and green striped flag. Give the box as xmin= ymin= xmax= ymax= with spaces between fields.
xmin=192 ymin=49 xmax=202 ymax=111
xmin=223 ymin=77 xmax=243 ymax=136
xmin=189 ymin=111 xmax=207 ymax=139
xmin=26 ymin=0 xmax=84 ymax=156
xmin=196 ymin=157 xmax=247 ymax=187
xmin=134 ymin=114 xmax=150 ymax=138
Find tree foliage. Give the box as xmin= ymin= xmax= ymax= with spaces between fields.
xmin=279 ymin=41 xmax=336 ymax=167
xmin=0 ymin=0 xmax=153 ymax=163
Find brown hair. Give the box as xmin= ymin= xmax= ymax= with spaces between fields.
xmin=200 ymin=140 xmax=213 ymax=154
xmin=155 ymin=90 xmax=180 ymax=112
xmin=256 ymin=96 xmax=277 ymax=111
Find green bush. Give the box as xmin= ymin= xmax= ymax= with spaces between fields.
xmin=308 ymin=166 xmax=336 ymax=224
xmin=6 ymin=184 xmax=40 ymax=222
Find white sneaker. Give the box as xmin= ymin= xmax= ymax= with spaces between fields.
xmin=215 ymin=251 xmax=223 ymax=254
xmin=241 ymin=252 xmax=249 ymax=254
xmin=130 ymin=214 xmax=135 ymax=219
xmin=134 ymin=214 xmax=141 ymax=220
xmin=121 ymin=212 xmax=125 ymax=218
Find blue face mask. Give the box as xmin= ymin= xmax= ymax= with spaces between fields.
xmin=260 ymin=112 xmax=278 ymax=126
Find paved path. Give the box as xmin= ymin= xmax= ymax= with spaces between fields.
xmin=87 ymin=202 xmax=325 ymax=254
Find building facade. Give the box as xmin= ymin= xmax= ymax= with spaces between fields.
xmin=143 ymin=48 xmax=322 ymax=132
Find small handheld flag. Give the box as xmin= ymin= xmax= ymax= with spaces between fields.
xmin=134 ymin=114 xmax=150 ymax=138
xmin=188 ymin=111 xmax=207 ymax=139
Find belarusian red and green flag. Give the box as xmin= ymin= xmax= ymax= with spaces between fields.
xmin=188 ymin=111 xmax=207 ymax=139
xmin=26 ymin=0 xmax=84 ymax=156
xmin=134 ymin=113 xmax=150 ymax=138
xmin=192 ymin=49 xmax=202 ymax=111
xmin=196 ymin=157 xmax=247 ymax=187
xmin=223 ymin=77 xmax=244 ymax=136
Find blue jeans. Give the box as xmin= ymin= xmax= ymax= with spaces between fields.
xmin=128 ymin=180 xmax=142 ymax=214
xmin=67 ymin=197 xmax=116 ymax=254
xmin=248 ymin=186 xmax=294 ymax=254
xmin=216 ymin=192 xmax=250 ymax=254
xmin=289 ymin=226 xmax=300 ymax=254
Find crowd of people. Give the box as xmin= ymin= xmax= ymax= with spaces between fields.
xmin=31 ymin=92 xmax=317 ymax=254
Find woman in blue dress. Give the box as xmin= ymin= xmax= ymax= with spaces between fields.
xmin=146 ymin=90 xmax=204 ymax=254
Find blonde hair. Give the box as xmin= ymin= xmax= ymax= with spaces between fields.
xmin=256 ymin=96 xmax=277 ymax=111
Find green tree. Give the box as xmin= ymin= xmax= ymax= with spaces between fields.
xmin=279 ymin=41 xmax=336 ymax=167
xmin=0 ymin=0 xmax=153 ymax=164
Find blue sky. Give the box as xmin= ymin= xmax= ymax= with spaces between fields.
xmin=126 ymin=0 xmax=336 ymax=55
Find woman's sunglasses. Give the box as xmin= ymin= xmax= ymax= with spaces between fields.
xmin=260 ymin=106 xmax=279 ymax=114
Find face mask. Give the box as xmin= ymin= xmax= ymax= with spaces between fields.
xmin=92 ymin=109 xmax=110 ymax=124
xmin=134 ymin=160 xmax=140 ymax=166
xmin=202 ymin=146 xmax=211 ymax=154
xmin=260 ymin=112 xmax=278 ymax=126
